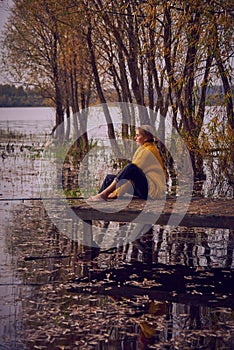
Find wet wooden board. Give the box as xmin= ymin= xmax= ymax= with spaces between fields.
xmin=70 ymin=197 xmax=234 ymax=229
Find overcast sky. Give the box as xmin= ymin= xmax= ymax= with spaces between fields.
xmin=0 ymin=0 xmax=13 ymax=84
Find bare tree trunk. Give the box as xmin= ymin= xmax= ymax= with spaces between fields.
xmin=87 ymin=26 xmax=122 ymax=157
xmin=54 ymin=82 xmax=64 ymax=140
xmin=215 ymin=44 xmax=234 ymax=131
xmin=65 ymin=102 xmax=70 ymax=141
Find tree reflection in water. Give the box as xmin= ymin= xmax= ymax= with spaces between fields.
xmin=2 ymin=201 xmax=233 ymax=350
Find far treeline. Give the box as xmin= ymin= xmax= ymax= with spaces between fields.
xmin=1 ymin=0 xmax=234 ymax=184
xmin=0 ymin=84 xmax=49 ymax=107
xmin=0 ymin=83 xmax=231 ymax=108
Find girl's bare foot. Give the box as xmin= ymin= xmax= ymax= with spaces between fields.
xmin=87 ymin=194 xmax=107 ymax=202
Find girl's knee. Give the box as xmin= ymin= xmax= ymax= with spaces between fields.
xmin=105 ymin=174 xmax=116 ymax=181
xmin=125 ymin=163 xmax=137 ymax=171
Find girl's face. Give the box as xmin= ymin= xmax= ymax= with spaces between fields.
xmin=135 ymin=129 xmax=145 ymax=145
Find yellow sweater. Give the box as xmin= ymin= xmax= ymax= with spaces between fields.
xmin=115 ymin=142 xmax=166 ymax=199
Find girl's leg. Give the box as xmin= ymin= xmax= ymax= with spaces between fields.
xmin=99 ymin=174 xmax=116 ymax=193
xmin=88 ymin=178 xmax=117 ymax=201
xmin=116 ymin=163 xmax=148 ymax=199
xmin=88 ymin=164 xmax=148 ymax=201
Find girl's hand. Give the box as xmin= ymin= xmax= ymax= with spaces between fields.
xmin=107 ymin=192 xmax=117 ymax=199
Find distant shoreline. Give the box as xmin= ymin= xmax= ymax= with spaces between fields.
xmin=0 ymin=84 xmax=50 ymax=108
xmin=0 ymin=105 xmax=52 ymax=108
xmin=0 ymin=105 xmax=50 ymax=108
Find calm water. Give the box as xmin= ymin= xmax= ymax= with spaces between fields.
xmin=0 ymin=107 xmax=233 ymax=350
xmin=0 ymin=107 xmax=55 ymax=135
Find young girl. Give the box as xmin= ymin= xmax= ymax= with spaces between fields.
xmin=88 ymin=125 xmax=166 ymax=201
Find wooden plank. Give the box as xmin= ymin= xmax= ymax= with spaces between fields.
xmin=70 ymin=197 xmax=234 ymax=229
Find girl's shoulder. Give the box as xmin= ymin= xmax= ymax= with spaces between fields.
xmin=143 ymin=142 xmax=158 ymax=152
xmin=144 ymin=142 xmax=162 ymax=159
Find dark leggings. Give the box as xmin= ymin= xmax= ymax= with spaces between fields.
xmin=99 ymin=163 xmax=148 ymax=199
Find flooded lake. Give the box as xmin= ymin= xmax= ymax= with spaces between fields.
xmin=0 ymin=107 xmax=233 ymax=349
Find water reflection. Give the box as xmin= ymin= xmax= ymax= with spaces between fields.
xmin=0 ymin=200 xmax=232 ymax=349
xmin=0 ymin=111 xmax=233 ymax=349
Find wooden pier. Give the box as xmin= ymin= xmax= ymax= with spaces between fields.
xmin=70 ymin=197 xmax=234 ymax=230
xmin=69 ymin=197 xmax=234 ymax=308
